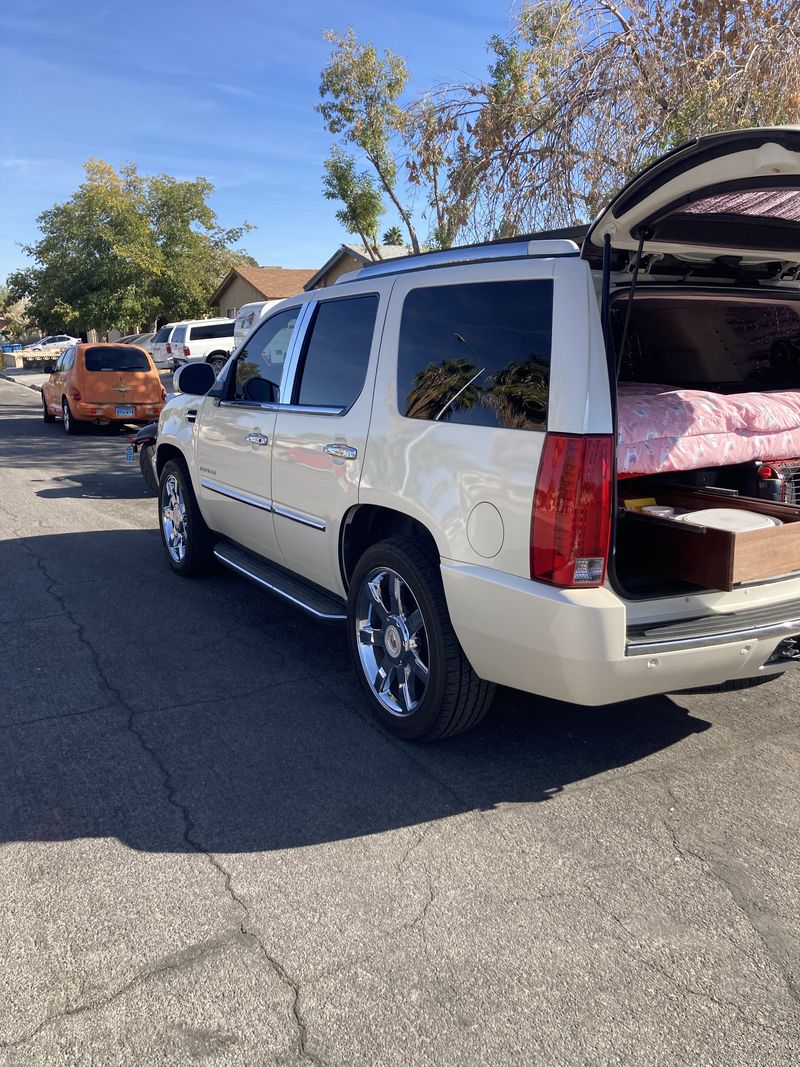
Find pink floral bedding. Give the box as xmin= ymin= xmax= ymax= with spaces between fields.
xmin=617 ymin=383 xmax=800 ymax=477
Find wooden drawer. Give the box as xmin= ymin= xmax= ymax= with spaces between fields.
xmin=620 ymin=488 xmax=800 ymax=591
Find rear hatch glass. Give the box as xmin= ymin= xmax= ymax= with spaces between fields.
xmin=84 ymin=346 xmax=151 ymax=372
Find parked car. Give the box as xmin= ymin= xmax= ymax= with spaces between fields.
xmin=152 ymin=127 xmax=800 ymax=741
xmin=170 ymin=318 xmax=235 ymax=374
xmin=149 ymin=323 xmax=183 ymax=368
xmin=233 ymin=301 xmax=279 ymax=347
xmin=41 ymin=342 xmax=166 ymax=434
xmin=25 ymin=334 xmax=80 ymax=350
xmin=123 ymin=332 xmax=156 ymax=354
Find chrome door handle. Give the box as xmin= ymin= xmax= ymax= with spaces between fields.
xmin=186 ymin=409 xmax=197 ymax=423
xmin=246 ymin=432 xmax=270 ymax=446
xmin=324 ymin=443 xmax=358 ymax=460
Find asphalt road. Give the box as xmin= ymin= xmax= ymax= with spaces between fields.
xmin=1 ymin=377 xmax=799 ymax=1066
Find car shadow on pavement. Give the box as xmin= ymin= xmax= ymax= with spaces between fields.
xmin=0 ymin=529 xmax=712 ymax=853
xmin=0 ymin=412 xmax=151 ymax=500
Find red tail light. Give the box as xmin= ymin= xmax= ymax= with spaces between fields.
xmin=183 ymin=345 xmax=190 ymax=357
xmin=68 ymin=386 xmax=82 ymax=402
xmin=166 ymin=343 xmax=172 ymax=355
xmin=531 ymin=433 xmax=613 ymax=587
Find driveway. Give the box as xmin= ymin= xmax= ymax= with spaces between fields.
xmin=0 ymin=377 xmax=798 ymax=1066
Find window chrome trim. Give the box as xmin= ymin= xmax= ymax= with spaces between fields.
xmin=277 ymin=301 xmax=315 ymax=404
xmin=200 ymin=479 xmax=273 ymax=513
xmin=216 ymin=400 xmax=264 ymax=410
xmin=215 ymin=400 xmax=344 ymax=415
xmin=272 ymin=502 xmax=326 ymax=531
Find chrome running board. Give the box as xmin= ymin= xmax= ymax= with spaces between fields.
xmin=214 ymin=543 xmax=347 ymax=622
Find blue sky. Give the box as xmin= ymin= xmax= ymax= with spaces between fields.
xmin=0 ymin=0 xmax=509 ymax=282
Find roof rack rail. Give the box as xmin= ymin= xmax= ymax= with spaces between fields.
xmin=334 ymin=238 xmax=581 ymax=284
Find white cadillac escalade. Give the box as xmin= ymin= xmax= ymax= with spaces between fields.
xmin=155 ymin=128 xmax=800 ymax=740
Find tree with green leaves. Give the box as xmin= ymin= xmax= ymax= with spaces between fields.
xmin=7 ymin=159 xmax=254 ymax=335
xmin=320 ymin=4 xmax=800 ymax=251
xmin=318 ymin=29 xmax=420 ymax=254
xmin=410 ymin=0 xmax=800 ymax=239
xmin=382 ymin=225 xmax=404 ymax=246
xmin=322 ymin=149 xmax=385 ymax=258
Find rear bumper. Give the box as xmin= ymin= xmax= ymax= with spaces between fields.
xmin=440 ymin=561 xmax=799 ymax=706
xmin=75 ymin=402 xmax=163 ymax=421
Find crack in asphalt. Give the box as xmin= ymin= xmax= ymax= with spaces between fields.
xmin=2 ymin=524 xmax=322 ymax=1066
xmin=0 ymin=703 xmax=118 ymax=732
xmin=0 ymin=934 xmax=240 ymax=1051
xmin=657 ymin=781 xmax=800 ymax=1013
xmin=595 ymin=897 xmax=790 ymax=1035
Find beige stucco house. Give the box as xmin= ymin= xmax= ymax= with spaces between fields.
xmin=304 ymin=244 xmax=410 ymax=290
xmin=211 ymin=266 xmax=316 ymax=318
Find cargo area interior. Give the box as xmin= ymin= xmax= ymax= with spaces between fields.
xmin=610 ymin=287 xmax=800 ymax=597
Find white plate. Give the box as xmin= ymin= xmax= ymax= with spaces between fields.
xmin=115 ymin=406 xmax=135 ymax=417
xmin=676 ymin=508 xmax=781 ymax=532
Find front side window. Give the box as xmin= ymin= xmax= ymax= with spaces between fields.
xmin=397 ymin=279 xmax=554 ymax=430
xmin=234 ymin=307 xmax=299 ymax=402
xmin=62 ymin=348 xmax=76 ymax=370
xmin=294 ymin=294 xmax=378 ymax=409
xmin=84 ymin=346 xmax=150 ymax=372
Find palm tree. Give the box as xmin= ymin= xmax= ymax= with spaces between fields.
xmin=404 ymin=357 xmax=482 ymax=421
xmin=485 ymin=360 xmax=549 ymax=429
xmin=382 ymin=225 xmax=405 ymax=246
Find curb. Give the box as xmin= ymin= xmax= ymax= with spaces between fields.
xmin=0 ymin=373 xmax=43 ymax=393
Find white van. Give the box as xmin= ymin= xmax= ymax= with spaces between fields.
xmin=234 ymin=301 xmax=280 ymax=347
xmin=170 ymin=318 xmax=235 ymax=373
xmin=150 ymin=323 xmax=182 ymax=368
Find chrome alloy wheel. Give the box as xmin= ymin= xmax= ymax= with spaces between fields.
xmin=161 ymin=474 xmax=188 ymax=562
xmin=355 ymin=567 xmax=430 ymax=717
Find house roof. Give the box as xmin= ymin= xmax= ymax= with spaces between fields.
xmin=303 ymin=244 xmax=409 ymax=290
xmin=211 ymin=265 xmax=316 ymax=306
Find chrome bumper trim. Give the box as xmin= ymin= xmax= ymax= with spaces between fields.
xmin=626 ymin=614 xmax=800 ymax=656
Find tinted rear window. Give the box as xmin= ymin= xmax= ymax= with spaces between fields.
xmin=190 ymin=322 xmax=234 ymax=340
xmin=84 ymin=346 xmax=150 ymax=372
xmin=397 ymin=279 xmax=554 ymax=430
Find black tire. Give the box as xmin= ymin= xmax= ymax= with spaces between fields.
xmin=207 ymin=353 xmax=228 ymax=375
xmin=139 ymin=444 xmax=159 ymax=494
xmin=42 ymin=393 xmax=55 ymax=423
xmin=347 ymin=537 xmax=495 ymax=741
xmin=158 ymin=458 xmax=214 ymax=576
xmin=62 ymin=397 xmax=82 ymax=434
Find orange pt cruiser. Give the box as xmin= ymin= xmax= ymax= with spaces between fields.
xmin=42 ymin=342 xmax=166 ymax=434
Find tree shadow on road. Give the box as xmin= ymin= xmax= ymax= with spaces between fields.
xmin=0 ymin=408 xmax=150 ymax=500
xmin=0 ymin=529 xmax=712 ymax=853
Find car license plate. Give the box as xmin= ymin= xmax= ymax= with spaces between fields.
xmin=116 ymin=406 xmax=135 ymax=417
xmin=125 ymin=444 xmax=135 ymax=463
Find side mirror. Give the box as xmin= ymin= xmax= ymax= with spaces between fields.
xmin=173 ymin=362 xmax=216 ymax=396
xmin=42 ymin=363 xmax=55 ymax=374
